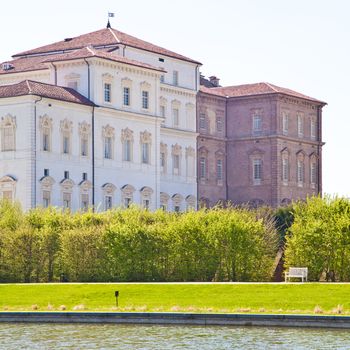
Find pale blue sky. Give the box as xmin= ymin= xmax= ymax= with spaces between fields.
xmin=1 ymin=0 xmax=349 ymax=197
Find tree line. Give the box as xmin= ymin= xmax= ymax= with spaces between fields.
xmin=0 ymin=202 xmax=277 ymax=283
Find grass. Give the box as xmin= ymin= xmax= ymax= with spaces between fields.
xmin=1 ymin=283 xmax=350 ymax=315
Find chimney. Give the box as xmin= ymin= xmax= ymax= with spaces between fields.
xmin=209 ymin=76 xmax=220 ymax=87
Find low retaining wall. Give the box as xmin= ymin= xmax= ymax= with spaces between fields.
xmin=1 ymin=312 xmax=350 ymax=329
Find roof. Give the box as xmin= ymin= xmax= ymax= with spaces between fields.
xmin=0 ymin=46 xmax=164 ymax=75
xmin=13 ymin=27 xmax=201 ymax=65
xmin=200 ymin=82 xmax=326 ymax=104
xmin=0 ymin=80 xmax=95 ymax=106
xmin=43 ymin=47 xmax=164 ymax=72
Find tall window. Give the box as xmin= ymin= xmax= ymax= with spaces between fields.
xmin=81 ymin=194 xmax=89 ymax=212
xmin=173 ymin=70 xmax=178 ymax=86
xmin=216 ymin=117 xmax=223 ymax=132
xmin=160 ymin=105 xmax=165 ymax=118
xmin=81 ymin=136 xmax=88 ymax=157
xmin=40 ymin=115 xmax=52 ymax=152
xmin=105 ymin=195 xmax=113 ymax=210
xmin=43 ymin=191 xmax=50 ymax=208
xmin=123 ymin=87 xmax=130 ymax=106
xmin=253 ymin=159 xmax=262 ymax=184
xmin=142 ymin=143 xmax=149 ymax=164
xmin=172 ymin=108 xmax=179 ymax=127
xmin=297 ymin=113 xmax=304 ymax=137
xmin=104 ymin=83 xmax=111 ymax=103
xmin=173 ymin=155 xmax=180 ymax=175
xmin=63 ymin=193 xmax=71 ymax=209
xmin=200 ymin=157 xmax=206 ymax=179
xmin=310 ymin=158 xmax=317 ymax=187
xmin=123 ymin=140 xmax=131 ymax=161
xmin=253 ymin=115 xmax=262 ymax=133
xmin=282 ymin=158 xmax=289 ymax=183
xmin=160 ymin=151 xmax=166 ymax=172
xmin=103 ymin=125 xmax=114 ymax=160
xmin=142 ymin=91 xmax=149 ymax=109
xmin=104 ymin=137 xmax=112 ymax=159
xmin=297 ymin=160 xmax=304 ymax=186
xmin=217 ymin=159 xmax=223 ymax=181
xmin=1 ymin=115 xmax=16 ymax=151
xmin=199 ymin=113 xmax=206 ymax=130
xmin=43 ymin=131 xmax=50 ymax=151
xmin=60 ymin=119 xmax=72 ymax=155
xmin=311 ymin=118 xmax=316 ymax=140
xmin=282 ymin=112 xmax=289 ymax=135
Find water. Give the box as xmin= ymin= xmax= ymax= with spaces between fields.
xmin=0 ymin=323 xmax=349 ymax=349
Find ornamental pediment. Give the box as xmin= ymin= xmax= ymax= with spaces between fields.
xmin=102 ymin=183 xmax=116 ymax=195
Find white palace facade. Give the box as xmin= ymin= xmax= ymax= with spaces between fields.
xmin=0 ymin=26 xmax=201 ymax=211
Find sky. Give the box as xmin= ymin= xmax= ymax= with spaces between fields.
xmin=0 ymin=0 xmax=349 ymax=197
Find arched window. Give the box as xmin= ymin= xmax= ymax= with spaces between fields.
xmin=0 ymin=175 xmax=17 ymax=202
xmin=140 ymin=186 xmax=153 ymax=209
xmin=172 ymin=144 xmax=182 ymax=175
xmin=79 ymin=179 xmax=92 ymax=211
xmin=102 ymin=183 xmax=116 ymax=210
xmin=160 ymin=192 xmax=170 ymax=211
xmin=296 ymin=151 xmax=305 ymax=187
xmin=172 ymin=193 xmax=183 ymax=212
xmin=39 ymin=175 xmax=55 ymax=207
xmin=160 ymin=143 xmax=168 ymax=174
xmin=121 ymin=184 xmax=135 ymax=208
xmin=60 ymin=178 xmax=75 ymax=210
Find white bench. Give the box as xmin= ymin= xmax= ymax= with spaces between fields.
xmin=285 ymin=267 xmax=308 ymax=282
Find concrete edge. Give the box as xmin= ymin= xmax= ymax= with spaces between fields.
xmin=1 ymin=312 xmax=350 ymax=329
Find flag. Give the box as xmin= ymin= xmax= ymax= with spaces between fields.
xmin=108 ymin=13 xmax=115 ymax=18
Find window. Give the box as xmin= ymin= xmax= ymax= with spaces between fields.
xmin=43 ymin=131 xmax=50 ymax=151
xmin=174 ymin=205 xmax=180 ymax=212
xmin=123 ymin=87 xmax=130 ymax=106
xmin=104 ymin=137 xmax=112 ymax=159
xmin=282 ymin=112 xmax=289 ymax=135
xmin=310 ymin=159 xmax=317 ymax=187
xmin=123 ymin=140 xmax=131 ymax=161
xmin=216 ymin=117 xmax=223 ymax=132
xmin=40 ymin=115 xmax=52 ymax=152
xmin=43 ymin=190 xmax=50 ymax=208
xmin=79 ymin=121 xmax=90 ymax=157
xmin=253 ymin=115 xmax=262 ymax=133
xmin=81 ymin=194 xmax=89 ymax=211
xmin=172 ymin=108 xmax=179 ymax=127
xmin=160 ymin=105 xmax=165 ymax=118
xmin=297 ymin=160 xmax=304 ymax=185
xmin=104 ymin=83 xmax=111 ymax=103
xmin=311 ymin=118 xmax=316 ymax=140
xmin=200 ymin=157 xmax=206 ymax=179
xmin=297 ymin=113 xmax=304 ymax=137
xmin=253 ymin=159 xmax=262 ymax=184
xmin=60 ymin=119 xmax=72 ymax=155
xmin=1 ymin=115 xmax=16 ymax=151
xmin=282 ymin=158 xmax=289 ymax=183
xmin=199 ymin=113 xmax=206 ymax=130
xmin=159 ymin=58 xmax=165 ymax=62
xmin=63 ymin=136 xmax=70 ymax=154
xmin=82 ymin=172 xmax=87 ymax=181
xmin=44 ymin=169 xmax=49 ymax=177
xmin=81 ymin=137 xmax=88 ymax=157
xmin=124 ymin=197 xmax=131 ymax=208
xmin=64 ymin=171 xmax=69 ymax=179
xmin=173 ymin=70 xmax=178 ymax=86
xmin=160 ymin=75 xmax=165 ymax=83
xmin=142 ymin=143 xmax=149 ymax=164
xmin=105 ymin=195 xmax=113 ymax=210
xmin=63 ymin=192 xmax=71 ymax=209
xmin=142 ymin=199 xmax=150 ymax=210
xmin=160 ymin=151 xmax=166 ymax=171
xmin=142 ymin=91 xmax=149 ymax=109
xmin=173 ymin=154 xmax=180 ymax=175
xmin=217 ymin=159 xmax=223 ymax=181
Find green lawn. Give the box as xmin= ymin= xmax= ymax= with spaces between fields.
xmin=0 ymin=283 xmax=349 ymax=315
